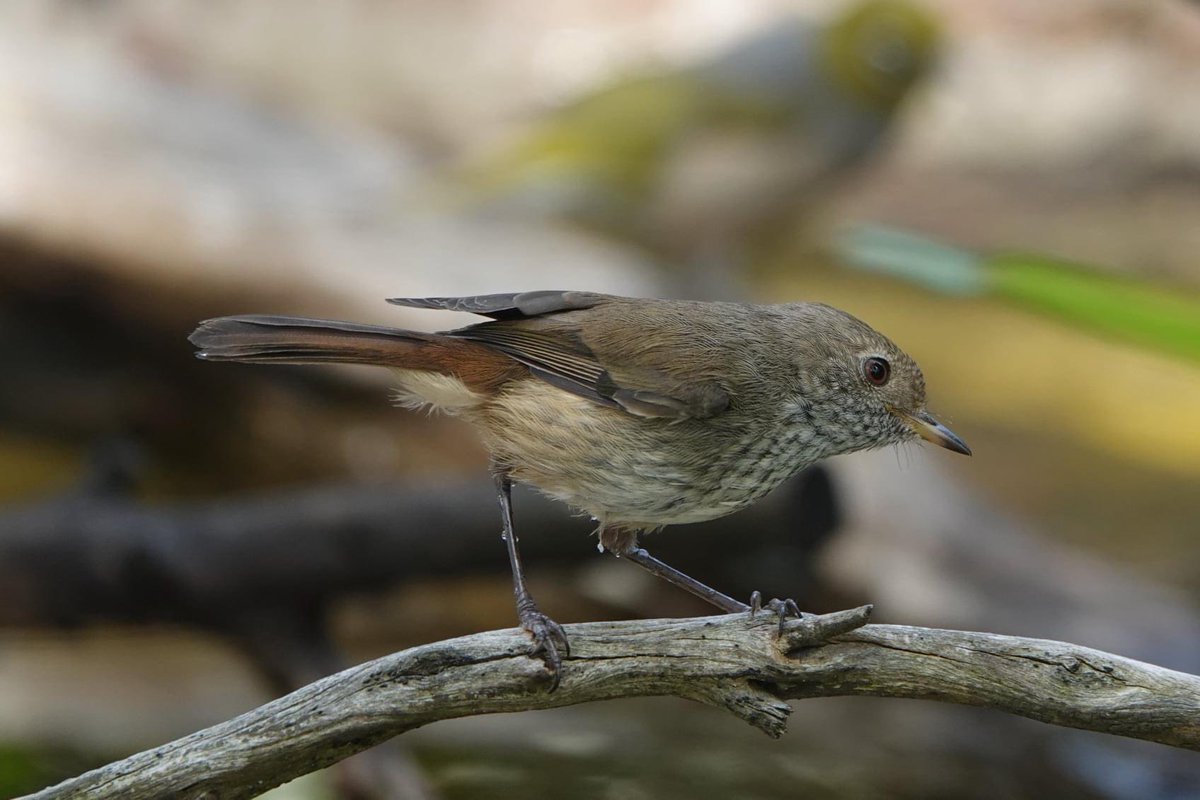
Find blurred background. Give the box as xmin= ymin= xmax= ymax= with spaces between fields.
xmin=2 ymin=0 xmax=1199 ymax=798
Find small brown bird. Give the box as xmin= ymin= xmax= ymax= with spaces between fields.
xmin=190 ymin=291 xmax=969 ymax=687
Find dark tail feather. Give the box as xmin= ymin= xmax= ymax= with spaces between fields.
xmin=189 ymin=315 xmax=434 ymax=367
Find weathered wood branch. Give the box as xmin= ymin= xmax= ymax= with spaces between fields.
xmin=27 ymin=607 xmax=1200 ymax=800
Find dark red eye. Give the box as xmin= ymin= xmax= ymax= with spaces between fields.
xmin=863 ymin=356 xmax=891 ymax=386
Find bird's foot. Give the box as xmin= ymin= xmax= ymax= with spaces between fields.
xmin=516 ymin=594 xmax=569 ymax=691
xmin=749 ymin=591 xmax=804 ymax=635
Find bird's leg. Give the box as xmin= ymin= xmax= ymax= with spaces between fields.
xmin=621 ymin=547 xmax=749 ymax=613
xmin=493 ymin=470 xmax=569 ymax=689
xmin=615 ymin=538 xmax=803 ymax=631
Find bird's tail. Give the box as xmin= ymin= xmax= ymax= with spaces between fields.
xmin=189 ymin=314 xmax=524 ymax=409
xmin=189 ymin=315 xmax=438 ymax=367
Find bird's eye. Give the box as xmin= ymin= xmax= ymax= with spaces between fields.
xmin=863 ymin=356 xmax=891 ymax=386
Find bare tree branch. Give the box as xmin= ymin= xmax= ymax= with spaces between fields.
xmin=25 ymin=607 xmax=1200 ymax=800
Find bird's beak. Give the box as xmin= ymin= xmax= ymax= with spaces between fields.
xmin=888 ymin=407 xmax=972 ymax=456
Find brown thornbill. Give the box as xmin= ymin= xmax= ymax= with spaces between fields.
xmin=190 ymin=291 xmax=969 ymax=688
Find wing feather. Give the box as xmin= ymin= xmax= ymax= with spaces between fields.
xmin=452 ymin=326 xmax=619 ymax=409
xmin=387 ymin=291 xmax=730 ymax=420
xmin=386 ymin=291 xmax=604 ymax=320
xmin=452 ymin=323 xmax=728 ymax=419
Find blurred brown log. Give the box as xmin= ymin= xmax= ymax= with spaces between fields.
xmin=0 ymin=463 xmax=838 ymax=631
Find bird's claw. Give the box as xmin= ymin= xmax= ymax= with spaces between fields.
xmin=749 ymin=590 xmax=804 ymax=635
xmin=517 ymin=596 xmax=569 ymax=691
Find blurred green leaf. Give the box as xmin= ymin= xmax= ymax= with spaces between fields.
xmin=838 ymin=225 xmax=1200 ymax=365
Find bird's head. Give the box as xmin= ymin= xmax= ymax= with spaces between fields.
xmin=788 ymin=303 xmax=970 ymax=457
xmin=821 ymin=0 xmax=942 ymax=110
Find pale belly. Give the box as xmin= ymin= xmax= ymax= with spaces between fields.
xmin=477 ymin=381 xmax=823 ymax=530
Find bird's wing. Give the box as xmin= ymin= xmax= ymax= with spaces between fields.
xmin=386 ymin=291 xmax=604 ymax=321
xmin=388 ymin=292 xmax=729 ymax=419
xmin=451 ymin=321 xmax=729 ymax=420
